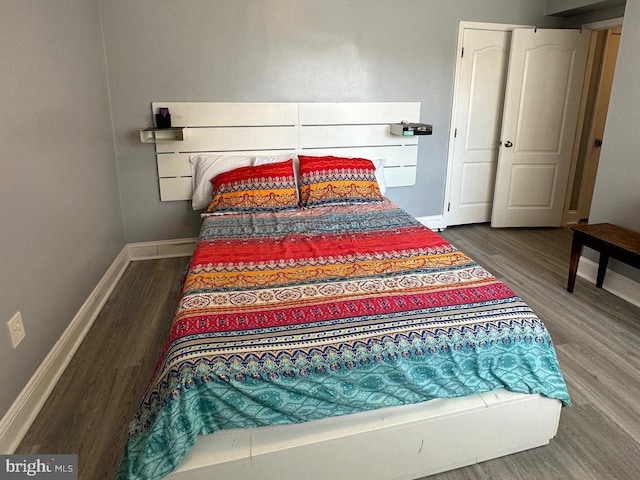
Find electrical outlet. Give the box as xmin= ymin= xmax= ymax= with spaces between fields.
xmin=7 ymin=311 xmax=26 ymax=349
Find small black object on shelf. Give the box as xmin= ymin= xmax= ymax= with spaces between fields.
xmin=155 ymin=107 xmax=172 ymax=129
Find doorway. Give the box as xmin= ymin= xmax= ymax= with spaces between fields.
xmin=566 ymin=23 xmax=622 ymax=224
xmin=445 ymin=19 xmax=622 ymax=228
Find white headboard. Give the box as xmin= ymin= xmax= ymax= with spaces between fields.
xmin=150 ymin=102 xmax=421 ymax=201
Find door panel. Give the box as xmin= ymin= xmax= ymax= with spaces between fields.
xmin=491 ymin=29 xmax=590 ymax=228
xmin=508 ymin=164 xmax=557 ymax=207
xmin=516 ymin=46 xmax=574 ymax=153
xmin=460 ymin=162 xmax=496 ymax=205
xmin=447 ymin=29 xmax=511 ymax=225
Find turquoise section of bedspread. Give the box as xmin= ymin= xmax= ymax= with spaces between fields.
xmin=118 ymin=337 xmax=569 ymax=480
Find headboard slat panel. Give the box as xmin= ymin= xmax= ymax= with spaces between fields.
xmin=152 ymin=102 xmax=298 ymax=127
xmin=299 ymin=146 xmax=418 ymax=167
xmin=299 ymin=102 xmax=420 ymax=125
xmin=155 ymin=126 xmax=298 ymax=154
xmin=299 ymin=125 xmax=418 ymax=149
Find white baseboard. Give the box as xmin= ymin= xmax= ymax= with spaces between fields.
xmin=0 ymin=237 xmax=198 ymax=453
xmin=128 ymin=237 xmax=197 ymax=261
xmin=577 ymin=256 xmax=640 ymax=308
xmin=0 ymin=246 xmax=130 ymax=453
xmin=416 ymin=214 xmax=446 ymax=231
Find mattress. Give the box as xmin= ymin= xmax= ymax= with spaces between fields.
xmin=118 ymin=199 xmax=570 ymax=480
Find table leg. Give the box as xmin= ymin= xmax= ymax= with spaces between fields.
xmin=567 ymin=233 xmax=582 ymax=292
xmin=596 ymin=253 xmax=609 ymax=288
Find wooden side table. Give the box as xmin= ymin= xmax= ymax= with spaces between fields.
xmin=567 ymin=223 xmax=640 ymax=292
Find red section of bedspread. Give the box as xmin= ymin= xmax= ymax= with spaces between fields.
xmin=171 ymin=282 xmax=516 ymax=338
xmin=168 ymin=204 xmax=515 ymax=340
xmin=192 ymin=225 xmax=447 ymax=264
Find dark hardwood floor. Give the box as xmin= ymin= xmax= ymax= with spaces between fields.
xmin=16 ymin=224 xmax=640 ymax=479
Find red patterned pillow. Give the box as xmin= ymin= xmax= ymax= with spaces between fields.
xmin=205 ymin=160 xmax=298 ymax=214
xmin=298 ymin=155 xmax=383 ymax=207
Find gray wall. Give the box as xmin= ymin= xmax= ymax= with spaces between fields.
xmin=0 ymin=1 xmax=124 ymax=418
xmin=100 ymin=0 xmax=562 ymax=242
xmin=587 ymin=0 xmax=640 ymax=282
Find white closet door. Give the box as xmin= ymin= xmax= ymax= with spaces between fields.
xmin=491 ymin=29 xmax=590 ymax=228
xmin=447 ymin=29 xmax=512 ymax=225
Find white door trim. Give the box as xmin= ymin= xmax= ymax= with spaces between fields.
xmin=444 ymin=22 xmax=533 ymax=228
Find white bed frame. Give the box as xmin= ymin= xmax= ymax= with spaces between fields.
xmin=145 ymin=102 xmax=563 ymax=479
xmin=169 ymin=390 xmax=561 ymax=480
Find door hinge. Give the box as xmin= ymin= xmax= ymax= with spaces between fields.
xmin=461 ymin=47 xmax=464 ymax=58
xmin=447 ymin=202 xmax=451 ymax=212
xmin=454 ymin=128 xmax=457 ymax=138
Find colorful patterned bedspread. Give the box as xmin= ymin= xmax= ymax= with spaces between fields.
xmin=118 ymin=199 xmax=570 ymax=480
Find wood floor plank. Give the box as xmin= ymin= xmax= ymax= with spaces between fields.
xmin=556 ymin=343 xmax=640 ymax=442
xmin=444 ymin=404 xmax=640 ymax=480
xmin=15 ymin=224 xmax=640 ymax=479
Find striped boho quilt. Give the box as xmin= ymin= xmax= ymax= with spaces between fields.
xmin=118 ymin=199 xmax=570 ymax=480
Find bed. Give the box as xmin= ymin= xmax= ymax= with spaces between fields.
xmin=117 ymin=153 xmax=569 ymax=480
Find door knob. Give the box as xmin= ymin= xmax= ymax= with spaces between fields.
xmin=504 ymin=141 xmax=513 ymax=148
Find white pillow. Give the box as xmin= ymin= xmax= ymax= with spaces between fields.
xmin=370 ymin=158 xmax=387 ymax=195
xmin=189 ymin=154 xmax=254 ymax=210
xmin=253 ymin=153 xmax=297 ymax=164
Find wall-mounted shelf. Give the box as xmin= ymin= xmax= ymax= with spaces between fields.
xmin=390 ymin=123 xmax=432 ymax=136
xmin=140 ymin=127 xmax=187 ymax=143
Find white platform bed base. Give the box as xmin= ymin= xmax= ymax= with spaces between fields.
xmin=168 ymin=389 xmax=561 ymax=480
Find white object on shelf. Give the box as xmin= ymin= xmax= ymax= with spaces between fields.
xmin=140 ymin=127 xmax=187 ymax=143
